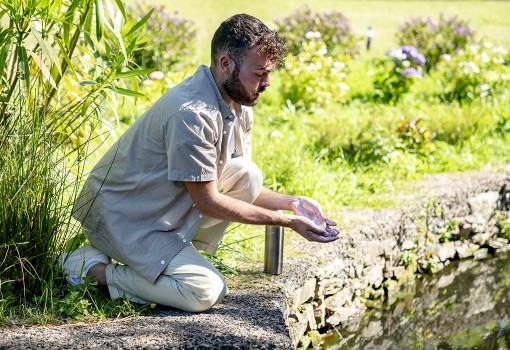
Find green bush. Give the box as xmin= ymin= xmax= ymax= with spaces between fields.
xmin=431 ymin=42 xmax=510 ymax=104
xmin=396 ymin=14 xmax=477 ymax=72
xmin=128 ymin=3 xmax=196 ymax=71
xmin=274 ymin=4 xmax=359 ymax=58
xmin=372 ymin=45 xmax=426 ymax=105
xmin=279 ymin=38 xmax=350 ymax=110
xmin=302 ymin=102 xmax=396 ymax=168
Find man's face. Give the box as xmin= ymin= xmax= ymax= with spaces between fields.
xmin=223 ymin=47 xmax=275 ymax=107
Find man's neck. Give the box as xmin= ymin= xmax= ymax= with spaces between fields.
xmin=210 ymin=65 xmax=236 ymax=109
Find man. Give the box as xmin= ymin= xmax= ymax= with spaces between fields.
xmin=61 ymin=14 xmax=339 ymax=313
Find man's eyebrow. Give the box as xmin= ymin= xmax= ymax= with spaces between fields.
xmin=255 ymin=66 xmax=274 ymax=72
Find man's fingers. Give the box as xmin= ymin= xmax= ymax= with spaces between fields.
xmin=325 ymin=218 xmax=337 ymax=226
xmin=325 ymin=226 xmax=340 ymax=237
xmin=307 ymin=221 xmax=340 ymax=237
xmin=307 ymin=232 xmax=339 ymax=243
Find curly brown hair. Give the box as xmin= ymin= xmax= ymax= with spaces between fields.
xmin=211 ymin=14 xmax=288 ymax=69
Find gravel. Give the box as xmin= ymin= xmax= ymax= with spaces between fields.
xmin=0 ymin=289 xmax=292 ymax=350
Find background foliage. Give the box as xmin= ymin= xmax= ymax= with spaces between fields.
xmin=396 ymin=13 xmax=476 ymax=72
xmin=128 ymin=3 xmax=196 ymax=72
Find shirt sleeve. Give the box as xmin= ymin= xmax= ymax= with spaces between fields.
xmin=164 ymin=107 xmax=220 ymax=182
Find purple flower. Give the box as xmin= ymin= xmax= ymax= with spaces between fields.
xmin=453 ymin=25 xmax=473 ymax=37
xmin=402 ymin=45 xmax=419 ymax=58
xmin=401 ymin=45 xmax=426 ymax=65
xmin=402 ymin=67 xmax=422 ymax=79
xmin=413 ymin=53 xmax=426 ymax=65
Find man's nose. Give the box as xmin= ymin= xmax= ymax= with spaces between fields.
xmin=261 ymin=75 xmax=270 ymax=87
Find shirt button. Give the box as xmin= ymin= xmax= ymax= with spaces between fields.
xmin=219 ymin=160 xmax=223 ymax=164
xmin=160 ymin=260 xmax=165 ymax=265
xmin=182 ymin=239 xmax=187 ymax=243
xmin=223 ymin=131 xmax=227 ymax=135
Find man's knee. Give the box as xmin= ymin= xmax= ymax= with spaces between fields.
xmin=180 ymin=275 xmax=229 ymax=312
xmin=238 ymin=159 xmax=263 ymax=189
xmin=220 ymin=158 xmax=263 ymax=202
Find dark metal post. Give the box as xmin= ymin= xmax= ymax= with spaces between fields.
xmin=366 ymin=26 xmax=375 ymax=50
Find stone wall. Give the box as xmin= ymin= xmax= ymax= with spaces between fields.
xmin=337 ymin=255 xmax=510 ymax=349
xmin=278 ymin=171 xmax=510 ymax=349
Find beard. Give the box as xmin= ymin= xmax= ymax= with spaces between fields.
xmin=223 ymin=67 xmax=265 ymax=107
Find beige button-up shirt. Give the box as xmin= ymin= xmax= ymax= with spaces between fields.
xmin=72 ymin=65 xmax=253 ymax=284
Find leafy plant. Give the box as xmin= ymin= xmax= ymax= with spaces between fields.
xmin=497 ymin=214 xmax=510 ymax=241
xmin=396 ymin=117 xmax=436 ymax=155
xmin=402 ymin=251 xmax=416 ymax=267
xmin=372 ymin=45 xmax=426 ymax=105
xmin=431 ymin=42 xmax=510 ymax=104
xmin=128 ymin=2 xmax=196 ymax=72
xmin=0 ymin=0 xmax=151 ymax=307
xmin=56 ymin=278 xmax=151 ymax=320
xmin=396 ymin=14 xmax=477 ymax=72
xmin=274 ymin=4 xmax=359 ymax=57
xmin=279 ymin=37 xmax=350 ymax=111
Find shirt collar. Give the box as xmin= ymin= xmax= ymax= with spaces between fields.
xmin=202 ymin=65 xmax=235 ymax=121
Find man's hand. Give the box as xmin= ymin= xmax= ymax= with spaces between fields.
xmin=288 ymin=214 xmax=339 ymax=243
xmin=291 ymin=196 xmax=339 ymax=238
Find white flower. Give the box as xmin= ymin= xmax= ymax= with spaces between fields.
xmin=462 ymin=61 xmax=480 ymax=74
xmin=493 ymin=46 xmax=508 ymax=54
xmin=304 ymin=31 xmax=321 ymax=39
xmin=317 ymin=45 xmax=328 ymax=56
xmin=481 ymin=52 xmax=490 ymax=64
xmin=270 ymin=130 xmax=283 ymax=138
xmin=333 ymin=61 xmax=346 ymax=69
xmin=469 ymin=44 xmax=480 ymax=54
xmin=440 ymin=54 xmax=452 ymax=61
xmin=338 ymin=83 xmax=350 ymax=91
xmin=386 ymin=48 xmax=406 ymax=60
xmin=469 ymin=62 xmax=480 ymax=74
xmin=149 ymin=71 xmax=165 ymax=80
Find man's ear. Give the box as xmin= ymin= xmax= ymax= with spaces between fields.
xmin=219 ymin=55 xmax=234 ymax=75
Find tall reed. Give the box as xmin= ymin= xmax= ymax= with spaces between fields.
xmin=0 ymin=0 xmax=153 ymax=306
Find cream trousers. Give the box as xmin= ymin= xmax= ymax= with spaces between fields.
xmin=105 ymin=158 xmax=263 ymax=312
